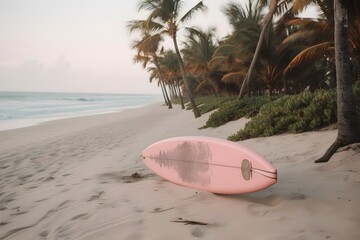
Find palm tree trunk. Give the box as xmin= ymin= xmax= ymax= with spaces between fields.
xmin=172 ymin=35 xmax=201 ymax=118
xmin=357 ymin=61 xmax=360 ymax=84
xmin=238 ymin=0 xmax=278 ymax=100
xmin=159 ymin=80 xmax=169 ymax=106
xmin=154 ymin=59 xmax=172 ymax=109
xmin=161 ymin=80 xmax=172 ymax=109
xmin=171 ymin=83 xmax=178 ymax=98
xmin=177 ymin=80 xmax=185 ymax=109
xmin=315 ymin=0 xmax=360 ymax=163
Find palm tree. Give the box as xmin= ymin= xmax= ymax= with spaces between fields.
xmin=210 ymin=1 xmax=263 ymax=92
xmin=281 ymin=0 xmax=360 ymax=87
xmin=182 ymin=27 xmax=221 ymax=94
xmin=160 ymin=50 xmax=186 ymax=109
xmin=135 ymin=0 xmax=206 ymax=118
xmin=278 ymin=0 xmax=335 ymax=92
xmin=315 ymin=0 xmax=360 ymax=162
xmin=211 ymin=0 xmax=283 ymax=95
xmin=238 ymin=0 xmax=278 ymax=99
xmin=238 ymin=0 xmax=359 ymax=161
xmin=280 ymin=0 xmax=360 ymax=162
xmin=128 ymin=22 xmax=173 ymax=109
xmin=147 ymin=64 xmax=171 ymax=106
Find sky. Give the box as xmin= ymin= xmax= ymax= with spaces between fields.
xmin=0 ymin=0 xmax=316 ymax=94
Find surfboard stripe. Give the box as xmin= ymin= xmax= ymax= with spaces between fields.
xmin=143 ymin=156 xmax=277 ymax=180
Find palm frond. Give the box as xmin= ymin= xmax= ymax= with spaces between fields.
xmin=316 ymin=0 xmax=333 ymax=20
xmin=127 ymin=19 xmax=164 ymax=34
xmin=222 ymin=71 xmax=246 ymax=83
xmin=127 ymin=20 xmax=146 ymax=34
xmin=130 ymin=30 xmax=163 ymax=68
xmin=292 ymin=0 xmax=314 ymax=14
xmin=208 ymin=56 xmax=229 ymax=71
xmin=138 ymin=0 xmax=160 ymax=12
xmin=284 ymin=42 xmax=333 ymax=73
xmin=179 ymin=1 xmax=206 ymax=24
xmin=280 ymin=30 xmax=315 ymax=49
xmin=276 ymin=0 xmax=293 ymax=15
xmin=349 ymin=18 xmax=360 ymax=51
xmin=133 ymin=54 xmax=151 ymax=68
xmin=212 ymin=44 xmax=241 ymax=57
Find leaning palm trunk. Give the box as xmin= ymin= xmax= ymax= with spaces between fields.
xmin=238 ymin=0 xmax=278 ymax=100
xmin=176 ymin=80 xmax=185 ymax=109
xmin=315 ymin=0 xmax=360 ymax=163
xmin=160 ymin=80 xmax=172 ymax=108
xmin=159 ymin=80 xmax=169 ymax=106
xmin=172 ymin=35 xmax=201 ymax=117
xmin=154 ymin=59 xmax=172 ymax=109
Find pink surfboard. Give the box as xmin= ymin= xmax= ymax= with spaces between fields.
xmin=142 ymin=136 xmax=277 ymax=194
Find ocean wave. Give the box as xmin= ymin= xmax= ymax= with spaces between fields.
xmin=62 ymin=97 xmax=94 ymax=102
xmin=77 ymin=98 xmax=94 ymax=102
xmin=0 ymin=92 xmax=162 ymax=130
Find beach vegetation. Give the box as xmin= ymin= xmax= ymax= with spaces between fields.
xmin=202 ymin=96 xmax=278 ymax=129
xmin=228 ymin=86 xmax=360 ymax=142
xmin=173 ymin=95 xmax=236 ymax=114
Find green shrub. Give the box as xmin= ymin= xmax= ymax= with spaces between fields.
xmin=176 ymin=95 xmax=236 ymax=114
xmin=202 ymin=96 xmax=277 ymax=128
xmin=228 ymin=89 xmax=339 ymax=141
xmin=197 ymin=96 xmax=236 ymax=114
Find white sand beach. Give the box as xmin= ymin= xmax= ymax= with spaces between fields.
xmin=0 ymin=103 xmax=359 ymax=240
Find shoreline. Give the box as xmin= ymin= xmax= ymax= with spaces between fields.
xmin=0 ymin=103 xmax=359 ymax=240
xmin=0 ymin=102 xmax=161 ymax=132
xmin=0 ymin=91 xmax=163 ymax=132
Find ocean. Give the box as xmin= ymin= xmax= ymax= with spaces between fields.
xmin=0 ymin=92 xmax=162 ymax=131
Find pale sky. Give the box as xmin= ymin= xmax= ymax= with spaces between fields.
xmin=0 ymin=0 xmax=232 ymax=94
xmin=0 ymin=0 xmax=316 ymax=94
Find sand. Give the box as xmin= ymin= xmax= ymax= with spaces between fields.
xmin=0 ymin=103 xmax=359 ymax=240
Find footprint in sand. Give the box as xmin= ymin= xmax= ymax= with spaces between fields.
xmin=71 ymin=213 xmax=90 ymax=221
xmin=290 ymin=192 xmax=306 ymax=200
xmin=191 ymin=228 xmax=205 ymax=238
xmin=39 ymin=230 xmax=49 ymax=238
xmin=247 ymin=204 xmax=270 ymax=217
xmin=0 ymin=193 xmax=16 ymax=205
xmin=43 ymin=176 xmax=55 ymax=182
xmin=125 ymin=232 xmax=142 ymax=240
xmin=49 ymin=152 xmax=58 ymax=157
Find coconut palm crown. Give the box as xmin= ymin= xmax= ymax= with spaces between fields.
xmin=133 ymin=0 xmax=207 ymax=118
